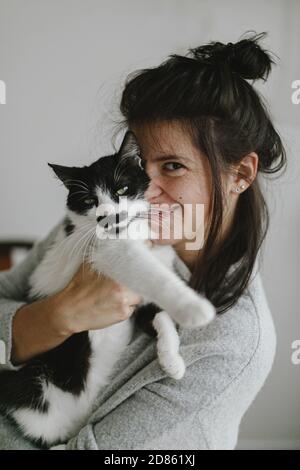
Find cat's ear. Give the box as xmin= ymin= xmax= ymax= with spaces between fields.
xmin=48 ymin=163 xmax=82 ymax=189
xmin=118 ymin=130 xmax=143 ymax=169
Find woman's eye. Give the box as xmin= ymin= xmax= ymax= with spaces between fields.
xmin=83 ymin=197 xmax=97 ymax=205
xmin=116 ymin=186 xmax=129 ymax=196
xmin=163 ymin=162 xmax=185 ymax=171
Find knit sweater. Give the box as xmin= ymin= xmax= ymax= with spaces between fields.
xmin=0 ymin=219 xmax=276 ymax=450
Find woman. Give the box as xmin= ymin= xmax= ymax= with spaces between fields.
xmin=0 ymin=33 xmax=286 ymax=449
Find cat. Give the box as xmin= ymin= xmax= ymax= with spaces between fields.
xmin=0 ymin=130 xmax=215 ymax=447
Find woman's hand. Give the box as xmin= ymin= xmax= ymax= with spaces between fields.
xmin=54 ymin=262 xmax=142 ymax=335
xmin=11 ymin=263 xmax=141 ymax=364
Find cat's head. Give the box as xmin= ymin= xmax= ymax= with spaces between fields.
xmin=48 ymin=131 xmax=151 ymax=237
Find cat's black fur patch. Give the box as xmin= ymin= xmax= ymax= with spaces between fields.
xmin=64 ymin=216 xmax=75 ymax=236
xmin=0 ymin=331 xmax=91 ymax=419
xmin=133 ymin=303 xmax=162 ymax=338
xmin=0 ymin=363 xmax=50 ymax=415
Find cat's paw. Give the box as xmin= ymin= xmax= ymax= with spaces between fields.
xmin=158 ymin=350 xmax=186 ymax=380
xmin=174 ymin=295 xmax=215 ymax=329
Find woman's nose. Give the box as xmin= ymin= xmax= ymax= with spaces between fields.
xmin=144 ymin=180 xmax=163 ymax=203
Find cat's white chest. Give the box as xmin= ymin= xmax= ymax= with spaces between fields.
xmin=28 ymin=226 xmax=83 ymax=299
xmin=87 ymin=319 xmax=134 ymax=391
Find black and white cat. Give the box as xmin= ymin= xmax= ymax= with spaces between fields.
xmin=0 ymin=131 xmax=215 ymax=447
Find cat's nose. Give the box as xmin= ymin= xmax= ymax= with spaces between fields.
xmin=97 ymin=213 xmax=122 ymax=224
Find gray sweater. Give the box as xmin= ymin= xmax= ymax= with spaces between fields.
xmin=0 ymin=219 xmax=276 ymax=450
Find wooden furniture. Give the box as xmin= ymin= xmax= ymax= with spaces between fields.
xmin=0 ymin=240 xmax=35 ymax=271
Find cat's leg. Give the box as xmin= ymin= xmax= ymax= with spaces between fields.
xmin=92 ymin=239 xmax=215 ymax=329
xmin=152 ymin=311 xmax=185 ymax=380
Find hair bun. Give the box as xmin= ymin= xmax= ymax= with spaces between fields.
xmin=189 ymin=32 xmax=274 ymax=81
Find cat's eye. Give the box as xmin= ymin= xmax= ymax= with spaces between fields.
xmin=83 ymin=197 xmax=97 ymax=205
xmin=116 ymin=186 xmax=129 ymax=196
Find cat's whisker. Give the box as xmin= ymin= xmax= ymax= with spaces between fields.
xmin=135 ymin=210 xmax=174 ymax=219
xmin=88 ymin=231 xmax=98 ymax=263
xmin=74 ymin=225 xmax=96 ymax=251
xmin=81 ymin=230 xmax=97 ymax=273
xmin=113 ymin=160 xmax=125 ymax=183
xmin=114 ymin=154 xmax=139 ymax=183
xmin=114 ymin=159 xmax=127 ymax=183
xmin=68 ymin=226 xmax=96 ymax=262
xmin=51 ymin=222 xmax=94 ymax=256
xmin=147 ymin=216 xmax=172 ymax=231
xmin=86 ymin=233 xmax=104 ymax=279
xmin=69 ymin=190 xmax=89 ymax=197
xmin=63 ymin=179 xmax=90 ymax=193
xmin=70 ymin=230 xmax=95 ymax=266
xmin=68 ymin=185 xmax=90 ymax=193
xmin=87 ymin=231 xmax=97 ymax=260
xmin=135 ymin=206 xmax=176 ymax=215
xmin=143 ymin=208 xmax=175 ymax=214
xmin=134 ymin=214 xmax=170 ymax=230
xmin=83 ymin=229 xmax=102 ymax=277
xmin=63 ymin=178 xmax=89 ymax=190
xmin=67 ymin=231 xmax=91 ymax=262
xmin=66 ymin=182 xmax=89 ymax=189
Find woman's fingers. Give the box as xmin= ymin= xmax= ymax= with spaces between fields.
xmin=67 ymin=262 xmax=142 ymax=325
xmin=125 ymin=289 xmax=142 ymax=307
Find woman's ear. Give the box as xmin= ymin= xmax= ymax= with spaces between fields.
xmin=230 ymin=152 xmax=258 ymax=194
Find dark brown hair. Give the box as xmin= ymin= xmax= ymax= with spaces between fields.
xmin=119 ymin=32 xmax=286 ymax=313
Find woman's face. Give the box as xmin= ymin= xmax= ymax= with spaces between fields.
xmin=131 ymin=121 xmax=214 ymax=254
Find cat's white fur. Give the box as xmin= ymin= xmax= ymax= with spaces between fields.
xmin=13 ymin=191 xmax=215 ymax=446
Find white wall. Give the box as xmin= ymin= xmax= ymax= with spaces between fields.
xmin=0 ymin=0 xmax=299 ymax=449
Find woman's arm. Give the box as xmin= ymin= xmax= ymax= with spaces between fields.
xmin=10 ymin=295 xmax=71 ymax=365
xmin=11 ymin=263 xmax=141 ymax=364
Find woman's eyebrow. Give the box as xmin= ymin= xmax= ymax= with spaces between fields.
xmin=144 ymin=154 xmax=192 ymax=163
